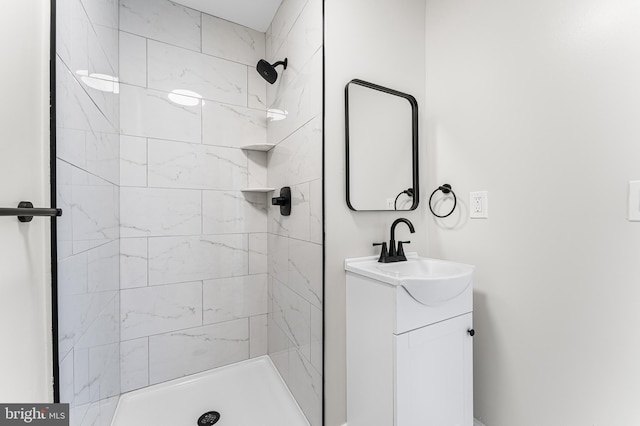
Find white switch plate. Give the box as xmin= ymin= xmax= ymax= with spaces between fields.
xmin=470 ymin=191 xmax=488 ymax=219
xmin=386 ymin=198 xmax=395 ymax=209
xmin=628 ymin=181 xmax=640 ymax=221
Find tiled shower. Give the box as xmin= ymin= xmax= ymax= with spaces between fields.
xmin=55 ymin=0 xmax=322 ymax=424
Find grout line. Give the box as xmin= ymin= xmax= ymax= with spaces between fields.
xmin=133 ymin=32 xmax=261 ymax=69
xmin=144 ymin=37 xmax=148 ymax=88
xmin=122 ymin=316 xmax=252 ymax=342
xmin=248 ymin=315 xmax=252 ymax=358
xmin=200 ymin=83 xmax=204 ymax=145
xmin=247 ymin=65 xmax=250 ymax=108
xmin=146 ymin=336 xmax=150 ymax=387
xmin=146 ymin=237 xmax=149 ymax=287
xmin=125 ymin=231 xmax=267 ymax=239
xmin=57 ymin=155 xmax=119 ymax=187
xmin=118 ymin=80 xmax=260 ymax=112
xmin=144 ymin=137 xmax=149 ymax=188
xmin=56 ymin=56 xmax=118 ymax=133
xmin=201 ymin=280 xmax=204 ymax=326
xmin=125 ymin=275 xmax=263 ymax=291
xmin=142 ymin=272 xmax=268 ymax=289
xmin=75 ymin=0 xmax=118 ymax=75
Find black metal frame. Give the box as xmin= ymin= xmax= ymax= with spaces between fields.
xmin=344 ymin=79 xmax=419 ymax=211
xmin=50 ymin=0 xmax=61 ymax=403
xmin=321 ymin=2 xmax=326 ymax=424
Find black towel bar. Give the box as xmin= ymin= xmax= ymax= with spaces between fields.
xmin=0 ymin=201 xmax=63 ymax=222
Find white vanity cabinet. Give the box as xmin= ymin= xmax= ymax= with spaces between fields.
xmin=345 ymin=254 xmax=474 ymax=426
xmin=395 ymin=312 xmax=473 ymax=425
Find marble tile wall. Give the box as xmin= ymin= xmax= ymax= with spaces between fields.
xmin=56 ymin=0 xmax=120 ymax=425
xmin=117 ymin=0 xmax=270 ymax=394
xmin=265 ymin=1 xmax=323 ymax=425
xmin=58 ymin=1 xmax=322 ymax=424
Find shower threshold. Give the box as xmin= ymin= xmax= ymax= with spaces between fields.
xmin=111 ymin=356 xmax=310 ymax=425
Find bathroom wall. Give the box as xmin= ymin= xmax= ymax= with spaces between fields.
xmin=424 ymin=0 xmax=640 ymax=424
xmin=324 ymin=0 xmax=428 ymax=424
xmin=117 ymin=0 xmax=270 ymax=391
xmin=0 ymin=0 xmax=53 ymax=402
xmin=56 ymin=0 xmax=121 ymax=424
xmin=265 ymin=1 xmax=323 ymax=425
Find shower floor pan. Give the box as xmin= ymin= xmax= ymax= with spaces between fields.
xmin=112 ymin=356 xmax=310 ymax=426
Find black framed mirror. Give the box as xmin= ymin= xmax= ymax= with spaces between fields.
xmin=345 ymin=79 xmax=419 ymax=211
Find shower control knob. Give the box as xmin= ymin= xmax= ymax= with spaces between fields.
xmin=271 ymin=187 xmax=291 ymax=216
xmin=467 ymin=329 xmax=475 ymax=337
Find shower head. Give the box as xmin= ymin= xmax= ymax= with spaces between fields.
xmin=256 ymin=58 xmax=288 ymax=84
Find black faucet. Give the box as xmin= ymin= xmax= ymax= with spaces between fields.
xmin=373 ymin=218 xmax=415 ymax=263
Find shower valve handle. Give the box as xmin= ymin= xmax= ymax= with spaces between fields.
xmin=271 ymin=187 xmax=291 ymax=216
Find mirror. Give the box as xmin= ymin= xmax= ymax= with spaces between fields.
xmin=345 ymin=79 xmax=419 ymax=211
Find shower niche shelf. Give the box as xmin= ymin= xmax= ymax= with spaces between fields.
xmin=241 ymin=143 xmax=276 ymax=152
xmin=240 ymin=187 xmax=276 ymax=193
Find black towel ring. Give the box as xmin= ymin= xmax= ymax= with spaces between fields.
xmin=428 ymin=184 xmax=457 ymax=218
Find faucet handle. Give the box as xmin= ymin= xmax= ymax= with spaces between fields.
xmin=373 ymin=242 xmax=389 ymax=263
xmin=397 ymin=241 xmax=411 ymax=258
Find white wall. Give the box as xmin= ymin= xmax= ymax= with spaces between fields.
xmin=425 ymin=0 xmax=640 ymax=424
xmin=324 ymin=1 xmax=428 ymax=424
xmin=0 ymin=0 xmax=52 ymax=403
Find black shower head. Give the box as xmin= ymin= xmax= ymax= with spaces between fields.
xmin=256 ymin=58 xmax=288 ymax=84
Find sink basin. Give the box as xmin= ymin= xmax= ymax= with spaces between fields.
xmin=345 ymin=253 xmax=474 ymax=306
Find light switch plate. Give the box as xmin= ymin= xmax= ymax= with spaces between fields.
xmin=386 ymin=198 xmax=395 ymax=209
xmin=628 ymin=181 xmax=640 ymax=221
xmin=470 ymin=191 xmax=488 ymax=219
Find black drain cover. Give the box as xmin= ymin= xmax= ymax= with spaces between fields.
xmin=197 ymin=411 xmax=220 ymax=426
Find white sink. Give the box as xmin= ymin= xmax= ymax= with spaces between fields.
xmin=344 ymin=253 xmax=474 ymax=306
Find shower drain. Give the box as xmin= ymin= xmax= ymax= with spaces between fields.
xmin=197 ymin=411 xmax=221 ymax=426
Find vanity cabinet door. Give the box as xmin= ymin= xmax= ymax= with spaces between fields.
xmin=395 ymin=313 xmax=473 ymax=426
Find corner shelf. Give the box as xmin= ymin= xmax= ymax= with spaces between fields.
xmin=240 ymin=143 xmax=276 ymax=152
xmin=240 ymin=187 xmax=276 ymax=193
